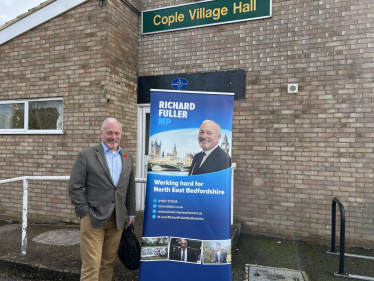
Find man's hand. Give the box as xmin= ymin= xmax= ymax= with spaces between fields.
xmin=127 ymin=217 xmax=135 ymax=225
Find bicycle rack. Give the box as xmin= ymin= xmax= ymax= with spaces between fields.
xmin=327 ymin=197 xmax=374 ymax=280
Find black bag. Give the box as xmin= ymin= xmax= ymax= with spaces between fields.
xmin=118 ymin=223 xmax=141 ymax=270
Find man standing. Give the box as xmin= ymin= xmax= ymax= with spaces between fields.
xmin=214 ymin=243 xmax=227 ymax=264
xmin=68 ymin=118 xmax=135 ymax=281
xmin=188 ymin=120 xmax=231 ymax=175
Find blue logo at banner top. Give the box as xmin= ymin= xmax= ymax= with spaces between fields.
xmin=171 ymin=78 xmax=188 ymax=90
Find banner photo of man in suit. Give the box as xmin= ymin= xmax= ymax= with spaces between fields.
xmin=188 ymin=120 xmax=231 ymax=176
xmin=139 ymin=89 xmax=234 ymax=281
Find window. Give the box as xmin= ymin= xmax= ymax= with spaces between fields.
xmin=0 ymin=98 xmax=63 ymax=134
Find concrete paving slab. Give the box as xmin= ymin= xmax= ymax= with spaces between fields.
xmin=247 ymin=264 xmax=309 ymax=281
xmin=32 ymin=229 xmax=80 ymax=246
xmin=0 ymin=224 xmax=21 ymax=234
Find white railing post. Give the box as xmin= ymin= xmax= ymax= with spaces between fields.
xmin=136 ymin=175 xmax=147 ymax=212
xmin=21 ymin=178 xmax=28 ymax=255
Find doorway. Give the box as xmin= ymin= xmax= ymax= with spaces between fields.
xmin=136 ymin=104 xmax=150 ymax=211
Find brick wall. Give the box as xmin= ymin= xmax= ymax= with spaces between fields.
xmin=139 ymin=0 xmax=374 ymax=246
xmin=0 ymin=0 xmax=139 ymax=223
xmin=105 ymin=0 xmax=139 ymax=152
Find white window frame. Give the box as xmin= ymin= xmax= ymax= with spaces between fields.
xmin=0 ymin=98 xmax=63 ymax=134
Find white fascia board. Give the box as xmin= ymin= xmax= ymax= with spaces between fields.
xmin=0 ymin=0 xmax=89 ymax=45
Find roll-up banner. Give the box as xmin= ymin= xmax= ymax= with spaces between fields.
xmin=139 ymin=89 xmax=234 ymax=281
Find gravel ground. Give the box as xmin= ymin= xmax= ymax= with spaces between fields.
xmin=1 ymin=216 xmax=374 ymax=281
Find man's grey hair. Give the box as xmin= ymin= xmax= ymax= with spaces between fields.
xmin=180 ymin=239 xmax=189 ymax=245
xmin=201 ymin=120 xmax=221 ymax=134
xmin=101 ymin=118 xmax=122 ymax=132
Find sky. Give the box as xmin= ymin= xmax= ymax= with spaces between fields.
xmin=0 ymin=0 xmax=45 ymax=26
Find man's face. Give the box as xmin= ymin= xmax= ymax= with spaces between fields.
xmin=198 ymin=122 xmax=221 ymax=151
xmin=180 ymin=240 xmax=188 ymax=250
xmin=101 ymin=121 xmax=122 ymax=152
xmin=216 ymin=244 xmax=221 ymax=251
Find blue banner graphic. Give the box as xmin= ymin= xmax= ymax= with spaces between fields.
xmin=139 ymin=89 xmax=234 ymax=281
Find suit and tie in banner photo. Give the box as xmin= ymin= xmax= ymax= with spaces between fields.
xmin=139 ymin=89 xmax=234 ymax=281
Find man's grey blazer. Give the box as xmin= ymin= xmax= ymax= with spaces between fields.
xmin=68 ymin=144 xmax=135 ymax=230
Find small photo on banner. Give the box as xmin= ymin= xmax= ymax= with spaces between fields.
xmin=168 ymin=237 xmax=202 ymax=264
xmin=141 ymin=236 xmax=169 ymax=261
xmin=202 ymin=239 xmax=231 ymax=265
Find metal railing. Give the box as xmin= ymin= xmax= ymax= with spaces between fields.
xmin=0 ymin=165 xmax=236 ymax=254
xmin=0 ymin=176 xmax=144 ymax=255
xmin=327 ymin=197 xmax=374 ymax=280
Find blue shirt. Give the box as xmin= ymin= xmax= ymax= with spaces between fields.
xmin=101 ymin=142 xmax=122 ymax=186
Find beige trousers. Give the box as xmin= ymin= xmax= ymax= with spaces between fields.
xmin=80 ymin=213 xmax=122 ymax=281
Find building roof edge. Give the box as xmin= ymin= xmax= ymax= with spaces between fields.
xmin=0 ymin=0 xmax=89 ymax=45
xmin=0 ymin=0 xmax=56 ymax=32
